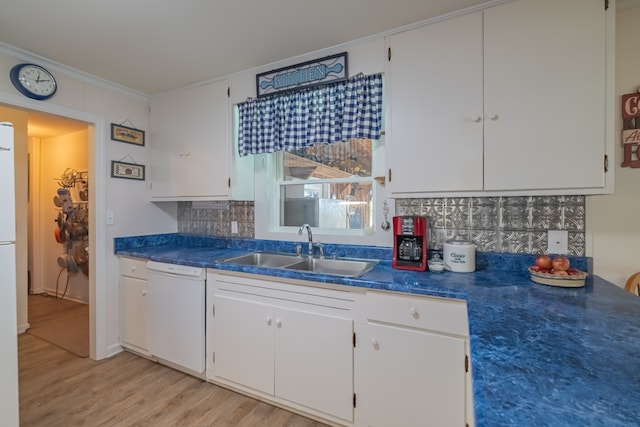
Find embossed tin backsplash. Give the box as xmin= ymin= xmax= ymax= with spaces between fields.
xmin=178 ymin=195 xmax=586 ymax=256
xmin=178 ymin=201 xmax=255 ymax=238
xmin=395 ymin=196 xmax=585 ymax=256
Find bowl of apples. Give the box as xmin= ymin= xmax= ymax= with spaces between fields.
xmin=528 ymin=254 xmax=587 ymax=288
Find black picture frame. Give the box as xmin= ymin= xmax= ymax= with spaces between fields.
xmin=111 ymin=160 xmax=145 ymax=180
xmin=111 ymin=123 xmax=145 ymax=146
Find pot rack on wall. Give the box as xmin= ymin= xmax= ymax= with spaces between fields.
xmin=53 ymin=168 xmax=89 ymax=300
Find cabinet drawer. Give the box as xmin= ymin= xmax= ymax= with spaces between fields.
xmin=119 ymin=257 xmax=148 ymax=280
xmin=366 ymin=291 xmax=468 ymax=337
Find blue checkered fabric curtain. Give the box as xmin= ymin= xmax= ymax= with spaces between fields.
xmin=237 ymin=73 xmax=383 ymax=156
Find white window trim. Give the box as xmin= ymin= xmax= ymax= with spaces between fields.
xmin=254 ymin=138 xmax=394 ymax=248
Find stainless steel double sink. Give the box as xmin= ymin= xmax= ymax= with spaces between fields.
xmin=223 ymin=252 xmax=379 ymax=278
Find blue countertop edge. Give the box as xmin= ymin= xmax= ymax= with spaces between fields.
xmin=114 ymin=233 xmax=640 ymax=427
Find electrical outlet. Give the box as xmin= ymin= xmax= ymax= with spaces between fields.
xmin=547 ymin=230 xmax=568 ymax=254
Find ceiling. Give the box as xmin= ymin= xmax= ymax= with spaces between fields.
xmin=2 ymin=0 xmax=637 ymax=138
xmin=0 ymin=0 xmax=493 ymax=96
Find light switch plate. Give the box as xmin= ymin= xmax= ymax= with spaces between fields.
xmin=231 ymin=221 xmax=238 ymax=234
xmin=106 ymin=211 xmax=114 ymax=225
xmin=547 ymin=230 xmax=568 ymax=254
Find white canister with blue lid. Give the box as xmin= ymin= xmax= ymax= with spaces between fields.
xmin=443 ymin=235 xmax=476 ymax=272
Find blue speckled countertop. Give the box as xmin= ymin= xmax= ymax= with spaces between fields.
xmin=115 ymin=233 xmax=640 ymax=427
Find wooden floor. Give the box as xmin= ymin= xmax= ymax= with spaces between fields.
xmin=27 ymin=294 xmax=89 ymax=357
xmin=19 ymin=334 xmax=329 ymax=426
xmin=28 ymin=294 xmax=88 ymax=328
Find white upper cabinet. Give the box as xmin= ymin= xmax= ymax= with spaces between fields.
xmin=387 ymin=11 xmax=484 ymax=194
xmin=387 ymin=0 xmax=611 ymax=197
xmin=483 ymin=0 xmax=606 ymax=191
xmin=149 ymin=79 xmax=253 ymax=201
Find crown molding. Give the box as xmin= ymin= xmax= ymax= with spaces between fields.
xmin=0 ymin=42 xmax=150 ymax=102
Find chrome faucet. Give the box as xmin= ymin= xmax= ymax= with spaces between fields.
xmin=298 ymin=224 xmax=313 ymax=257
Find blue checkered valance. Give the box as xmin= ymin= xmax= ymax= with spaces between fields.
xmin=237 ymin=73 xmax=383 ymax=157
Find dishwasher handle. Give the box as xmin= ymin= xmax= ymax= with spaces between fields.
xmin=147 ymin=261 xmax=205 ymax=278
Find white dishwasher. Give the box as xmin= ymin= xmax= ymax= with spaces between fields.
xmin=146 ymin=261 xmax=206 ymax=375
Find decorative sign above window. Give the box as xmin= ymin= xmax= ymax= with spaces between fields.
xmin=256 ymin=52 xmax=348 ymax=98
xmin=621 ymin=88 xmax=640 ymax=168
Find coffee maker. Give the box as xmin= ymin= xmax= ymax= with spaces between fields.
xmin=392 ymin=216 xmax=428 ymax=271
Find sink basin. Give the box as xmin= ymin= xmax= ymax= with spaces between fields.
xmin=284 ymin=258 xmax=379 ymax=277
xmin=223 ymin=252 xmax=379 ymax=278
xmin=224 ymin=252 xmax=301 ymax=268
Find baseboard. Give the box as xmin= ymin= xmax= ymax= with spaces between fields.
xmin=102 ymin=343 xmax=124 ymax=359
xmin=17 ymin=322 xmax=30 ymax=334
xmin=32 ymin=291 xmax=88 ymax=305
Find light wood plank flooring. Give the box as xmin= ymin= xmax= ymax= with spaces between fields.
xmin=27 ymin=294 xmax=89 ymax=357
xmin=19 ymin=334 xmax=329 ymax=426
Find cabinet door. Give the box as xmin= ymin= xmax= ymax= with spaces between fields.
xmin=365 ymin=323 xmax=467 ymax=427
xmin=149 ymin=80 xmax=231 ymax=199
xmin=212 ymin=295 xmax=275 ymax=394
xmin=275 ymin=307 xmax=354 ymax=422
xmin=120 ymin=276 xmax=148 ymax=352
xmin=184 ymin=80 xmax=231 ymax=198
xmin=483 ymin=0 xmax=605 ymax=191
xmin=387 ymin=11 xmax=484 ymax=195
xmin=149 ymin=89 xmax=190 ymax=198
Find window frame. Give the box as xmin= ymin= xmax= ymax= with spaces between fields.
xmin=254 ymin=135 xmax=390 ymax=247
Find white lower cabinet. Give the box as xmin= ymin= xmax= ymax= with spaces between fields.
xmin=208 ymin=271 xmax=356 ymax=424
xmin=207 ymin=271 xmax=473 ymax=427
xmin=361 ymin=291 xmax=471 ymax=427
xmin=118 ymin=257 xmax=150 ymax=355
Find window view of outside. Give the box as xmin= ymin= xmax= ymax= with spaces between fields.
xmin=279 ymin=139 xmax=374 ymax=230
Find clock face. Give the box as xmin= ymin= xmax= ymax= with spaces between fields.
xmin=10 ymin=63 xmax=57 ymax=100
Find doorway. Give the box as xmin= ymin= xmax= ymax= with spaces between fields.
xmin=26 ymin=110 xmax=90 ymax=356
xmin=0 ymin=102 xmax=96 ymax=357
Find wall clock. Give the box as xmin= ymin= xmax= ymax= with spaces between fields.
xmin=10 ymin=63 xmax=57 ymax=100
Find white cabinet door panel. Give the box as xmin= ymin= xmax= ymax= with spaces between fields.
xmin=366 ymin=323 xmax=467 ymax=427
xmin=213 ymin=295 xmax=275 ymax=394
xmin=150 ymin=80 xmax=231 ymax=199
xmin=120 ymin=276 xmax=148 ymax=351
xmin=483 ymin=0 xmax=605 ymax=190
xmin=184 ymin=81 xmax=230 ymax=197
xmin=275 ymin=307 xmax=354 ymax=422
xmin=387 ymin=11 xmax=484 ymax=194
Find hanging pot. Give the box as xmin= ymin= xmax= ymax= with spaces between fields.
xmin=54 ymin=227 xmax=66 ymax=244
xmin=73 ymin=242 xmax=89 ymax=266
xmin=57 ymin=253 xmax=79 ymax=273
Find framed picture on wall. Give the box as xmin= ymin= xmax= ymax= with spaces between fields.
xmin=111 ymin=123 xmax=145 ymax=146
xmin=111 ymin=160 xmax=145 ymax=180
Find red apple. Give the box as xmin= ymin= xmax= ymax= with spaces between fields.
xmin=552 ymin=256 xmax=570 ymax=272
xmin=535 ymin=255 xmax=553 ymax=270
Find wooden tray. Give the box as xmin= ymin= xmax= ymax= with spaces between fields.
xmin=528 ymin=267 xmax=587 ymax=288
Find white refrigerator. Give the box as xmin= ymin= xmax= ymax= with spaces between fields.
xmin=0 ymin=122 xmax=20 ymax=426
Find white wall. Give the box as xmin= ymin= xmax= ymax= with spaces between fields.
xmin=0 ymin=48 xmax=177 ymax=359
xmin=589 ymin=4 xmax=640 ymax=287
